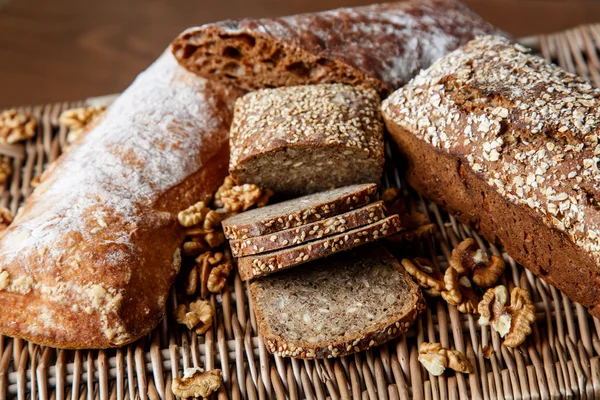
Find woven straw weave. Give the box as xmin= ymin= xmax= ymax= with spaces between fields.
xmin=0 ymin=23 xmax=599 ymax=400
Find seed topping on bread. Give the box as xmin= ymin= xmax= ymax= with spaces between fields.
xmin=382 ymin=35 xmax=600 ymax=264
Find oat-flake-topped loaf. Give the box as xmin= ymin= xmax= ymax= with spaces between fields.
xmin=382 ymin=35 xmax=600 ymax=318
xmin=0 ymin=53 xmax=242 ymax=348
xmin=171 ymin=0 xmax=501 ymax=94
xmin=222 ymin=183 xmax=378 ymax=240
xmin=229 ymin=84 xmax=384 ymax=196
xmin=250 ymin=245 xmax=425 ymax=358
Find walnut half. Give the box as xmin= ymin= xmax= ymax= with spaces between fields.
xmin=174 ymin=299 xmax=215 ymax=335
xmin=0 ymin=109 xmax=37 ymax=144
xmin=450 ymin=238 xmax=505 ymax=288
xmin=418 ymin=342 xmax=472 ymax=376
xmin=401 ymin=258 xmax=445 ymax=297
xmin=214 ymin=176 xmax=273 ymax=214
xmin=171 ymin=367 xmax=222 ymax=398
xmin=478 ymin=285 xmax=536 ymax=347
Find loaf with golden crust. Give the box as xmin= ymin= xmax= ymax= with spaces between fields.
xmin=0 ymin=53 xmax=242 ymax=348
xmin=382 ymin=36 xmax=600 ymax=318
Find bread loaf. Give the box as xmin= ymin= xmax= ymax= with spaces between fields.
xmin=238 ymin=215 xmax=403 ymax=280
xmin=229 ymin=201 xmax=387 ymax=257
xmin=382 ymin=35 xmax=600 ymax=318
xmin=229 ymin=84 xmax=384 ymax=196
xmin=222 ymin=183 xmax=377 ymax=240
xmin=171 ymin=0 xmax=500 ymax=94
xmin=250 ymin=244 xmax=425 ymax=358
xmin=0 ymin=53 xmax=242 ymax=348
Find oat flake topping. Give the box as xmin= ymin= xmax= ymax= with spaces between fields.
xmin=382 ymin=35 xmax=600 ymax=265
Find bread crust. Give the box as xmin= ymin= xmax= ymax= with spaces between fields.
xmin=249 ymin=246 xmax=426 ymax=359
xmin=237 ymin=215 xmax=403 ymax=280
xmin=0 ymin=53 xmax=242 ymax=348
xmin=171 ymin=0 xmax=500 ymax=93
xmin=382 ymin=36 xmax=600 ymax=318
xmin=229 ymin=201 xmax=387 ymax=257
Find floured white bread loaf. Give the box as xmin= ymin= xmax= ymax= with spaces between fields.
xmin=0 ymin=52 xmax=242 ymax=348
xmin=172 ymin=0 xmax=501 ymax=94
xmin=250 ymin=245 xmax=425 ymax=358
xmin=229 ymin=84 xmax=384 ymax=196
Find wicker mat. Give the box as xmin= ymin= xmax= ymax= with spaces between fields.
xmin=1 ymin=23 xmax=600 ymax=400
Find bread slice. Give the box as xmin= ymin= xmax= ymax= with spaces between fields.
xmin=249 ymin=244 xmax=426 ymax=358
xmin=222 ymin=183 xmax=377 ymax=240
xmin=230 ymin=201 xmax=387 ymax=257
xmin=229 ymin=84 xmax=384 ymax=197
xmin=238 ymin=215 xmax=402 ymax=280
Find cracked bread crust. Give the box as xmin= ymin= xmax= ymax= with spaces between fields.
xmin=230 ymin=201 xmax=387 ymax=257
xmin=382 ymin=35 xmax=600 ymax=317
xmin=249 ymin=245 xmax=426 ymax=359
xmin=237 ymin=215 xmax=403 ymax=280
xmin=171 ymin=0 xmax=500 ymax=94
xmin=222 ymin=183 xmax=378 ymax=240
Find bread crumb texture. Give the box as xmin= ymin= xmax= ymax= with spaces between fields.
xmin=383 ymin=35 xmax=600 ymax=266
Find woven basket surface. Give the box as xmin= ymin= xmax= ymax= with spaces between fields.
xmin=1 ymin=23 xmax=600 ymax=400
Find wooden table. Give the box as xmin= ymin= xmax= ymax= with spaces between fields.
xmin=0 ymin=0 xmax=598 ymax=108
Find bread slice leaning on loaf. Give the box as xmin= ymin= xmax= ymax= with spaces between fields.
xmin=171 ymin=0 xmax=501 ymax=94
xmin=250 ymin=244 xmax=426 ymax=358
xmin=382 ymin=35 xmax=600 ymax=318
xmin=0 ymin=52 xmax=242 ymax=348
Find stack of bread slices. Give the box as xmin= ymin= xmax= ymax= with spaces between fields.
xmin=222 ymin=83 xmax=426 ymax=359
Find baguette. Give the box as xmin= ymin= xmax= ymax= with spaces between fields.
xmin=171 ymin=0 xmax=500 ymax=94
xmin=382 ymin=35 xmax=600 ymax=318
xmin=0 ymin=53 xmax=242 ymax=348
xmin=250 ymin=244 xmax=426 ymax=358
xmin=238 ymin=215 xmax=403 ymax=280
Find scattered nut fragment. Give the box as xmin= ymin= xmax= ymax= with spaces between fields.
xmin=207 ymin=260 xmax=233 ymax=293
xmin=0 ymin=109 xmax=37 ymax=144
xmin=441 ymin=266 xmax=481 ymax=314
xmin=383 ymin=188 xmax=437 ymax=242
xmin=450 ymin=238 xmax=505 ymax=288
xmin=214 ymin=176 xmax=273 ymax=213
xmin=0 ymin=269 xmax=9 ymax=291
xmin=482 ymin=345 xmax=493 ymax=359
xmin=182 ymin=240 xmax=210 ymax=257
xmin=418 ymin=342 xmax=472 ymax=376
xmin=186 ymin=251 xmax=232 ymax=297
xmin=401 ymin=257 xmax=445 ymax=296
xmin=0 ymin=207 xmax=13 ymax=232
xmin=174 ymin=299 xmax=215 ymax=335
xmin=59 ymin=106 xmax=106 ymax=143
xmin=0 ymin=158 xmax=11 ymax=185
xmin=178 ymin=201 xmax=211 ymax=228
xmin=478 ymin=285 xmax=536 ymax=347
xmin=171 ymin=367 xmax=222 ymax=398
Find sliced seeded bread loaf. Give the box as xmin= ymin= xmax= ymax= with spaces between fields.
xmin=249 ymin=244 xmax=426 ymax=358
xmin=238 ymin=215 xmax=402 ymax=280
xmin=381 ymin=35 xmax=600 ymax=318
xmin=229 ymin=84 xmax=384 ymax=196
xmin=222 ymin=183 xmax=377 ymax=240
xmin=230 ymin=201 xmax=387 ymax=257
xmin=171 ymin=0 xmax=500 ymax=94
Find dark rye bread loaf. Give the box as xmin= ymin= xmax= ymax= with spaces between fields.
xmin=230 ymin=201 xmax=387 ymax=257
xmin=171 ymin=0 xmax=500 ymax=94
xmin=238 ymin=215 xmax=402 ymax=280
xmin=229 ymin=84 xmax=384 ymax=196
xmin=249 ymin=245 xmax=426 ymax=358
xmin=382 ymin=35 xmax=600 ymax=318
xmin=222 ymin=183 xmax=377 ymax=240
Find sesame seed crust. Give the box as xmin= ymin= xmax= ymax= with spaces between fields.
xmin=222 ymin=183 xmax=377 ymax=240
xmin=229 ymin=201 xmax=387 ymax=257
xmin=249 ymin=245 xmax=426 ymax=359
xmin=237 ymin=215 xmax=403 ymax=280
xmin=382 ymin=35 xmax=600 ymax=267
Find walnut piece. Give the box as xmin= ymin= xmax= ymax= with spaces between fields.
xmin=0 ymin=158 xmax=11 ymax=185
xmin=401 ymin=258 xmax=445 ymax=297
xmin=174 ymin=299 xmax=215 ymax=335
xmin=441 ymin=267 xmax=481 ymax=314
xmin=59 ymin=106 xmax=106 ymax=143
xmin=383 ymin=188 xmax=437 ymax=242
xmin=0 ymin=269 xmax=9 ymax=291
xmin=418 ymin=342 xmax=472 ymax=376
xmin=450 ymin=238 xmax=505 ymax=288
xmin=0 ymin=109 xmax=37 ymax=144
xmin=478 ymin=285 xmax=536 ymax=347
xmin=207 ymin=260 xmax=233 ymax=293
xmin=178 ymin=201 xmax=211 ymax=228
xmin=171 ymin=367 xmax=222 ymax=398
xmin=179 ymin=203 xmax=225 ymax=252
xmin=186 ymin=251 xmax=231 ymax=297
xmin=0 ymin=207 xmax=13 ymax=232
xmin=214 ymin=176 xmax=273 ymax=213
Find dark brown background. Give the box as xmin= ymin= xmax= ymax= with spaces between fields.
xmin=0 ymin=0 xmax=599 ymax=108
